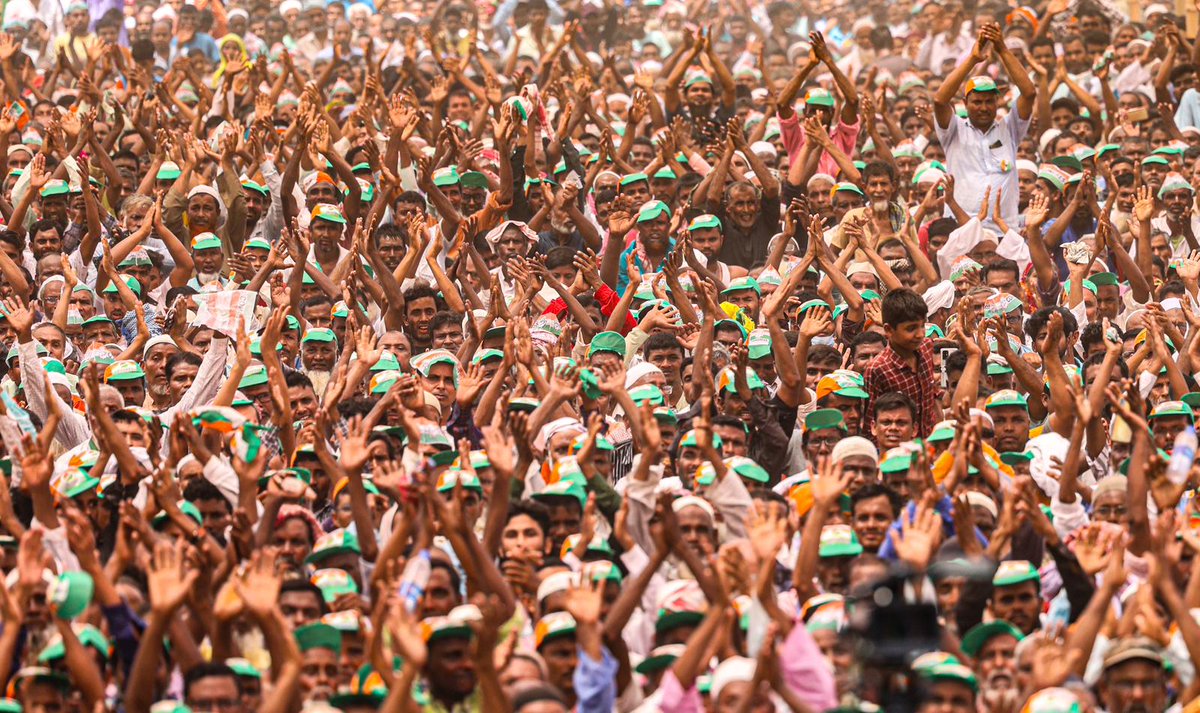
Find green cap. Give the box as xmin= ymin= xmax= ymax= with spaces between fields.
xmin=922 ymin=662 xmax=979 ymax=692
xmin=588 ymin=331 xmax=626 ymax=358
xmin=728 ymin=456 xmax=769 ymax=483
xmin=48 ymin=571 xmax=94 ymax=620
xmin=629 ymin=383 xmax=665 ymax=407
xmin=999 ymin=451 xmax=1034 ymax=467
xmin=818 ymin=524 xmax=863 ymax=558
xmin=311 ymin=568 xmax=360 ymax=604
xmin=531 ymin=478 xmax=587 ymax=507
xmin=721 ymin=276 xmax=761 ymax=296
xmin=984 ymin=389 xmax=1028 ymax=411
xmin=636 ymin=200 xmax=671 ymax=223
xmin=803 ymin=87 xmax=836 ymax=106
xmin=964 ymin=75 xmax=998 ymax=94
xmin=156 ymin=161 xmax=182 ymax=180
xmin=804 ymin=408 xmax=847 ymax=433
xmin=746 ymin=329 xmax=772 ymax=360
xmin=38 ymin=624 xmax=110 ymax=662
xmin=1150 ymin=400 xmax=1194 ymax=421
xmin=295 ymin=623 xmax=343 ymax=654
xmin=992 ymin=559 xmax=1040 ymax=587
xmin=301 ymin=327 xmax=338 ymax=344
xmin=687 ymin=214 xmax=722 ymax=232
xmin=306 ymin=529 xmax=362 ymax=564
xmin=238 ymin=364 xmax=269 ymax=389
xmin=101 ymin=273 xmax=142 ymax=296
xmin=432 ymin=166 xmax=461 ymax=187
xmin=103 ymin=360 xmax=145 ymax=382
xmin=190 ymin=232 xmax=223 ymax=252
xmin=534 ymin=611 xmax=578 ymax=649
xmin=960 ymin=621 xmax=1025 ymax=657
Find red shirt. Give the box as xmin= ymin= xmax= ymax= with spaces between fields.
xmin=863 ymin=338 xmax=943 ymax=438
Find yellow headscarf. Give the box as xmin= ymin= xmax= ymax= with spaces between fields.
xmin=212 ymin=34 xmax=248 ymax=89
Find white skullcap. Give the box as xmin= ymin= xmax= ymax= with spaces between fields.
xmin=152 ymin=5 xmax=176 ymax=21
xmin=142 ymin=334 xmax=179 ymax=360
xmin=923 ymin=280 xmax=956 ymax=313
xmin=712 ymin=657 xmax=757 ymax=700
xmin=846 ymin=262 xmax=878 ymax=278
xmin=969 ymin=408 xmax=994 ymax=430
xmin=964 ymin=491 xmax=998 ymax=519
xmin=830 ymin=436 xmax=878 ymax=464
xmin=534 ymin=417 xmax=585 ymax=454
xmin=671 ymin=495 xmax=714 ymax=519
xmin=279 ymin=0 xmax=301 ymax=13
xmin=750 ymin=140 xmax=777 ymax=158
xmin=807 ymin=173 xmax=836 ymax=189
xmin=537 ymin=571 xmax=578 ymax=602
xmin=624 ymin=361 xmax=664 ymax=389
xmin=1016 ymin=159 xmax=1039 ymax=174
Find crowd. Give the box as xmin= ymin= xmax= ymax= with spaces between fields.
xmin=0 ymin=0 xmax=1195 ymax=711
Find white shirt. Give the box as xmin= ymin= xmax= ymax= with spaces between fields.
xmin=935 ymin=101 xmax=1031 ymax=234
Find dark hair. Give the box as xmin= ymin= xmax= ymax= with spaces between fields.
xmin=430 ymin=558 xmax=463 ymax=593
xmin=429 ymin=310 xmax=463 ymax=336
xmin=862 ymin=160 xmax=897 ymax=184
xmin=945 ymin=349 xmax=968 ymax=376
xmin=643 ymin=332 xmax=684 ymax=359
xmin=544 ymin=246 xmax=576 ymax=270
xmin=279 ymin=580 xmax=329 ymax=614
xmin=184 ymin=663 xmax=241 ymax=700
xmin=880 ymin=288 xmax=928 ymax=327
xmin=511 ymin=683 xmax=568 ymax=710
xmin=852 ymin=483 xmax=902 ymax=515
xmin=284 ymin=370 xmax=315 ymax=390
xmin=1025 ymin=306 xmax=1078 ymax=340
xmin=808 ymin=344 xmax=842 ymax=367
xmin=506 ymin=499 xmax=552 ymax=535
xmin=404 ymin=283 xmax=439 ymax=307
xmin=182 ymin=478 xmax=230 ymax=510
xmin=874 ymin=391 xmax=917 ymax=420
xmin=981 ymin=258 xmax=1019 ymax=285
xmin=165 ymin=352 xmax=202 ymax=379
xmin=28 ymin=219 xmax=61 ymax=239
xmin=374 ymin=222 xmax=405 ymax=245
xmin=300 ymin=295 xmax=333 ymax=314
xmin=929 ymin=217 xmax=960 ymax=240
xmin=713 ymin=414 xmax=749 ymax=433
xmin=0 ymin=230 xmax=24 ymax=252
xmin=850 ymin=331 xmax=887 ymax=357
xmin=395 ymin=190 xmax=427 ymax=208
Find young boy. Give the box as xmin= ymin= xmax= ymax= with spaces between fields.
xmin=862 ymin=288 xmax=943 ymax=437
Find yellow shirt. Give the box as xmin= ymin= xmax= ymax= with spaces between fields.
xmin=53 ymin=32 xmax=96 ymax=63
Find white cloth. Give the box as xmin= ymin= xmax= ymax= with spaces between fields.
xmin=935 ymin=102 xmax=1031 ymax=234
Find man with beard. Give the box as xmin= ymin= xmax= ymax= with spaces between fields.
xmin=1151 ymin=173 xmax=1199 ymax=260
xmin=607 ymin=200 xmax=674 ymax=294
xmin=960 ymin=621 xmax=1023 ymax=709
xmin=189 ymin=232 xmax=227 ymax=289
xmin=295 ymin=623 xmax=344 ymax=704
xmin=142 ymin=334 xmax=181 ymax=410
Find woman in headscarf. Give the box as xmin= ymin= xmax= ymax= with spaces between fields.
xmin=211 ymin=33 xmax=248 ymax=88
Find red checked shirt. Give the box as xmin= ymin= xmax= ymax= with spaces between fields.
xmin=863 ymin=339 xmax=943 ymax=438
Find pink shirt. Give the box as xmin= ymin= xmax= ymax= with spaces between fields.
xmin=780 ymin=112 xmax=861 ymax=178
xmin=657 ymin=617 xmax=838 ymax=712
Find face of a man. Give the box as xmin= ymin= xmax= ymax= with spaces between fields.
xmin=1100 ymin=660 xmax=1167 ymax=713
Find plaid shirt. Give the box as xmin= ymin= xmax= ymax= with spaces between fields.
xmin=863 ymin=339 xmax=942 ymax=438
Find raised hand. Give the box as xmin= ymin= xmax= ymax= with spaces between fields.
xmin=147 ymin=539 xmax=200 ymax=617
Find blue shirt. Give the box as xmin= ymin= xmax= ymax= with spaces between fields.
xmin=573 ymin=645 xmax=619 ymax=713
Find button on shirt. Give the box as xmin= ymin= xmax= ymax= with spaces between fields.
xmin=935 ymin=102 xmax=1030 ymax=234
